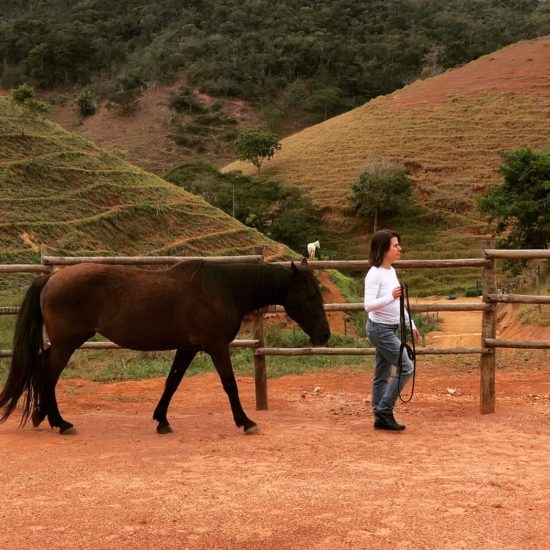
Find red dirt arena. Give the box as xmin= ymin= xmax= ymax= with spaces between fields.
xmin=1 ymin=351 xmax=549 ymax=550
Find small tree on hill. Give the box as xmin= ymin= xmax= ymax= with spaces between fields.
xmin=306 ymin=85 xmax=349 ymax=120
xmin=350 ymin=159 xmax=413 ymax=232
xmin=11 ymin=83 xmax=51 ymax=143
xmin=235 ymin=128 xmax=281 ymax=174
xmin=478 ymin=148 xmax=550 ymax=255
xmin=11 ymin=83 xmax=51 ymax=117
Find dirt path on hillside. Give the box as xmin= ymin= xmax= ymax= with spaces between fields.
xmin=1 ymin=355 xmax=549 ymax=550
xmin=415 ymin=297 xmax=484 ymax=348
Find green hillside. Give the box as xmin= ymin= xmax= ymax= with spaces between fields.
xmin=225 ymin=39 xmax=550 ymax=263
xmin=0 ymin=95 xmax=287 ymax=265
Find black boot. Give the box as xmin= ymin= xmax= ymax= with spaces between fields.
xmin=374 ymin=412 xmax=406 ymax=431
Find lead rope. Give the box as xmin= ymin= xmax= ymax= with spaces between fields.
xmin=397 ymin=283 xmax=417 ymax=403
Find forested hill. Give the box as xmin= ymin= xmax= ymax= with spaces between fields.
xmin=1 ymin=0 xmax=548 ymax=115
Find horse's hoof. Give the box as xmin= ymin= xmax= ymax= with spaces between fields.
xmin=31 ymin=410 xmax=46 ymax=427
xmin=244 ymin=425 xmax=259 ymax=435
xmin=157 ymin=424 xmax=173 ymax=434
xmin=60 ymin=426 xmax=77 ymax=436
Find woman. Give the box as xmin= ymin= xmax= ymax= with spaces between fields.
xmin=364 ymin=229 xmax=420 ymax=431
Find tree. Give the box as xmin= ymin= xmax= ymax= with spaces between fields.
xmin=11 ymin=83 xmax=51 ymax=140
xmin=11 ymin=83 xmax=51 ymax=115
xmin=12 ymin=82 xmax=50 ymax=113
xmin=76 ymin=89 xmax=97 ymax=117
xmin=306 ymin=85 xmax=349 ymax=120
xmin=350 ymin=159 xmax=413 ymax=232
xmin=169 ymin=87 xmax=206 ymax=114
xmin=478 ymin=148 xmax=550 ymax=252
xmin=235 ymin=128 xmax=281 ymax=174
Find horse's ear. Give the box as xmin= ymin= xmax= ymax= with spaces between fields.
xmin=291 ymin=261 xmax=298 ymax=273
xmin=300 ymin=258 xmax=308 ymax=266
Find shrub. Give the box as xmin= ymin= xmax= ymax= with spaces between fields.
xmin=76 ymin=90 xmax=97 ymax=117
xmin=11 ymin=82 xmax=35 ymax=103
xmin=169 ymin=87 xmax=206 ymax=114
xmin=413 ymin=313 xmax=440 ymax=333
xmin=464 ymin=287 xmax=482 ymax=297
xmin=168 ymin=134 xmax=199 ymax=148
xmin=11 ymin=83 xmax=51 ymax=115
xmin=185 ymin=123 xmax=211 ymax=135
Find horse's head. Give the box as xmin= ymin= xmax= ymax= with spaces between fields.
xmin=284 ymin=259 xmax=330 ymax=346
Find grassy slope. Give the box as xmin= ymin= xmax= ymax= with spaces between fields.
xmin=0 ymin=95 xmax=288 ymax=266
xmin=223 ymin=37 xmax=550 ymax=290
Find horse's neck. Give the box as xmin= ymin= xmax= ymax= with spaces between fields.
xmin=226 ymin=264 xmax=289 ymax=314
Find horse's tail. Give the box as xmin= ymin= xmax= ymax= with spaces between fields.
xmin=0 ymin=275 xmax=50 ymax=425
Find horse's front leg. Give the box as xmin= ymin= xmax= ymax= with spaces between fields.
xmin=153 ymin=348 xmax=196 ymax=434
xmin=210 ymin=346 xmax=257 ymax=434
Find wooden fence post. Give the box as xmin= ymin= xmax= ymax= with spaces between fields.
xmin=252 ymin=246 xmax=268 ymax=410
xmin=481 ymin=254 xmax=497 ymax=413
xmin=40 ymin=245 xmax=55 ymax=275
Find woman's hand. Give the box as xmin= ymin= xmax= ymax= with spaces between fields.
xmin=413 ymin=329 xmax=421 ymax=344
xmin=392 ymin=286 xmax=402 ymax=299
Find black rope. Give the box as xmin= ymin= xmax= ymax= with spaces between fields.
xmin=397 ymin=283 xmax=417 ymax=403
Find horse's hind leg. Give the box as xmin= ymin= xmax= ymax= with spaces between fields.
xmin=210 ymin=346 xmax=257 ymax=433
xmin=153 ymin=348 xmax=196 ymax=434
xmin=38 ymin=342 xmax=81 ymax=435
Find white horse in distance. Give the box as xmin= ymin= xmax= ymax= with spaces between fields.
xmin=307 ymin=240 xmax=320 ymax=260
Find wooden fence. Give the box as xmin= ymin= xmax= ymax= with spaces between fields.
xmin=1 ymin=249 xmax=549 ymax=414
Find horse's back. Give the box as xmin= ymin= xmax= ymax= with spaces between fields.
xmin=42 ymin=262 xmax=205 ymax=313
xmin=39 ymin=261 xmax=229 ymax=350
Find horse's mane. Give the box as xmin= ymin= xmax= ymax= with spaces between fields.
xmin=171 ymin=260 xmax=314 ymax=311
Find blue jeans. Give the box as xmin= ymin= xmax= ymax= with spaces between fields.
xmin=366 ymin=319 xmax=414 ymax=414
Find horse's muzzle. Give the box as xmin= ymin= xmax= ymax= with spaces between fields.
xmin=310 ymin=330 xmax=331 ymax=346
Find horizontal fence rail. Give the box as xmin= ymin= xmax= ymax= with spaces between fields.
xmin=0 ymin=264 xmax=50 ymax=273
xmin=78 ymin=339 xmax=260 ymax=351
xmin=484 ymin=250 xmax=550 ymax=260
xmin=0 ymin=339 xmax=260 ymax=358
xmin=275 ymin=302 xmax=490 ymax=313
xmin=484 ymin=338 xmax=550 ymax=349
xmin=0 ymin=249 xmax=548 ymax=414
xmin=42 ymin=255 xmax=263 ymax=266
xmin=486 ymin=293 xmax=550 ymax=304
xmin=254 ymin=347 xmax=487 ymax=356
xmin=0 ymin=301 xmax=493 ymax=316
xmin=276 ymin=258 xmax=489 ymax=269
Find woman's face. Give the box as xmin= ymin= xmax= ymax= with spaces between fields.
xmin=384 ymin=236 xmax=402 ymax=264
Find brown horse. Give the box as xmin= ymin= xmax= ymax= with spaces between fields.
xmin=0 ymin=259 xmax=330 ymax=435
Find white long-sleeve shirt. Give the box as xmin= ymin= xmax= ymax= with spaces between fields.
xmin=364 ymin=265 xmax=416 ymax=329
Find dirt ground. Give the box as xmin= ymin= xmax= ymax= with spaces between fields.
xmin=1 ymin=348 xmax=549 ymax=550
